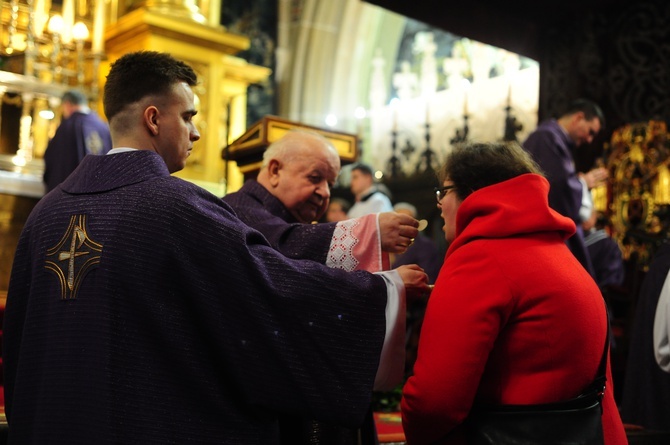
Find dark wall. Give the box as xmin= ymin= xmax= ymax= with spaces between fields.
xmin=539 ymin=0 xmax=670 ymax=170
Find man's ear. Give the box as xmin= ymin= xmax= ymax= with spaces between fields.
xmin=268 ymin=159 xmax=281 ymax=187
xmin=144 ymin=106 xmax=160 ymax=136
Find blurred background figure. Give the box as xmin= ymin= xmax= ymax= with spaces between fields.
xmin=326 ymin=197 xmax=351 ymax=223
xmin=43 ymin=90 xmax=112 ymax=193
xmin=348 ymin=162 xmax=393 ymax=217
xmin=391 ymin=202 xmax=445 ymax=379
xmin=582 ymin=210 xmax=625 ymax=292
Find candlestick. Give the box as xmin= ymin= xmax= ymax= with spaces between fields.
xmin=61 ymin=0 xmax=75 ymax=44
xmin=48 ymin=14 xmax=64 ymax=82
xmin=73 ymin=22 xmax=89 ymax=86
xmin=93 ymin=0 xmax=105 ymax=53
xmin=34 ymin=0 xmax=46 ymax=37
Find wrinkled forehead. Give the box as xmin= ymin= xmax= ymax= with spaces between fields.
xmin=318 ymin=143 xmax=340 ymax=169
xmin=296 ymin=144 xmax=340 ymax=172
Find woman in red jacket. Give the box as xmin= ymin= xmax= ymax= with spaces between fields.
xmin=401 ymin=141 xmax=626 ymax=444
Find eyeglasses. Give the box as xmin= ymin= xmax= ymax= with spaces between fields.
xmin=434 ymin=185 xmax=457 ymax=203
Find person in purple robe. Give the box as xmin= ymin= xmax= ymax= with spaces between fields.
xmin=223 ymin=131 xmax=425 ymax=445
xmin=3 ymin=51 xmax=429 ymax=445
xmin=42 ymin=89 xmax=112 ymax=193
xmin=522 ymin=99 xmax=608 ymax=278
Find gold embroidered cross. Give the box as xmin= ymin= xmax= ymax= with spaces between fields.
xmin=46 ymin=215 xmax=103 ymax=300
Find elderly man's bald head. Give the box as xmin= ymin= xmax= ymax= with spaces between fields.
xmin=257 ymin=131 xmax=341 ymax=223
xmin=262 ymin=131 xmax=340 ymax=170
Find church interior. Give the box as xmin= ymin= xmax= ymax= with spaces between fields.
xmin=2 ymin=0 xmax=670 ymax=442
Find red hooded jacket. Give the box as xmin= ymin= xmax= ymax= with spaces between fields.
xmin=402 ymin=174 xmax=626 ymax=444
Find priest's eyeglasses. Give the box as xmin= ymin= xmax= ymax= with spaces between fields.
xmin=435 ymin=185 xmax=457 ymax=204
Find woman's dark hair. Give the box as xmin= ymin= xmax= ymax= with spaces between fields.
xmin=103 ymin=51 xmax=198 ymax=123
xmin=438 ymin=141 xmax=543 ymax=201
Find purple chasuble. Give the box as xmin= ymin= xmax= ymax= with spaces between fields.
xmin=4 ymin=150 xmax=387 ymax=444
xmin=223 ymin=180 xmax=337 ymax=263
xmin=523 ymin=119 xmax=595 ymax=277
xmin=224 ymin=180 xmax=382 ymax=445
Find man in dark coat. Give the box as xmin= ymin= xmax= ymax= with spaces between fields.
xmin=522 ymin=99 xmax=608 ymax=278
xmin=3 ymin=51 xmax=428 ymax=445
xmin=42 ymin=89 xmax=112 ymax=192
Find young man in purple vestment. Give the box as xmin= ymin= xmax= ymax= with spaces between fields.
xmin=223 ymin=131 xmax=424 ymax=445
xmin=522 ymin=99 xmax=608 ymax=278
xmin=3 ymin=51 xmax=429 ymax=445
xmin=42 ymin=89 xmax=113 ymax=193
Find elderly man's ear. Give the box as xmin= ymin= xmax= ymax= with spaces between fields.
xmin=268 ymin=159 xmax=282 ymax=187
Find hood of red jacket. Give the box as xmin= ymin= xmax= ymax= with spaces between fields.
xmin=446 ymin=173 xmax=576 ymax=256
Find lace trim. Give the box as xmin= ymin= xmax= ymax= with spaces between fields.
xmin=326 ymin=219 xmax=360 ymax=271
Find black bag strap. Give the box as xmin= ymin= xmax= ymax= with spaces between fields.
xmin=581 ymin=309 xmax=610 ymax=403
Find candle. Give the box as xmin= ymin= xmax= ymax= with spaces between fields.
xmin=61 ymin=0 xmax=75 ymax=44
xmin=34 ymin=0 xmax=46 ymax=37
xmin=425 ymin=99 xmax=430 ymax=124
xmin=463 ymin=91 xmax=469 ymax=116
xmin=92 ymin=0 xmax=105 ymax=53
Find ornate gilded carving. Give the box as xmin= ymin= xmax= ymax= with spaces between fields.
xmin=605 ymin=120 xmax=670 ymax=267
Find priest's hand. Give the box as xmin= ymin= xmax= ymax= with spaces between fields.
xmin=580 ymin=167 xmax=608 ymax=189
xmin=379 ymin=212 xmax=419 ymax=253
xmin=395 ymin=264 xmax=430 ymax=300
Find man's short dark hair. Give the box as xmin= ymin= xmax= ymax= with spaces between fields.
xmin=562 ymin=99 xmax=606 ymax=129
xmin=351 ymin=162 xmax=374 ymax=177
xmin=61 ymin=90 xmax=88 ymax=106
xmin=103 ymin=51 xmax=198 ymax=123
